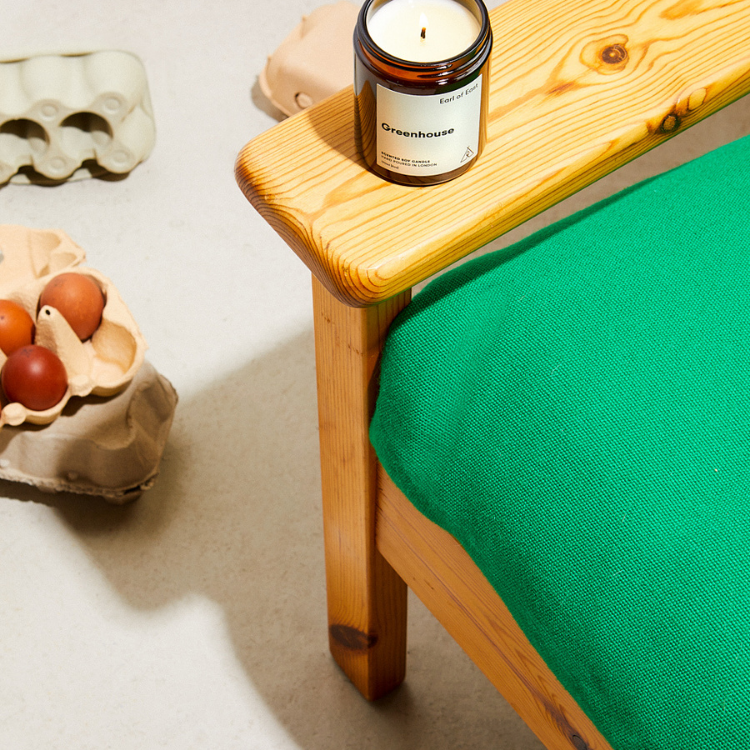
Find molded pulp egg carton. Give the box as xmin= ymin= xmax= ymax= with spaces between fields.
xmin=0 ymin=225 xmax=177 ymax=502
xmin=0 ymin=224 xmax=147 ymax=427
xmin=0 ymin=360 xmax=177 ymax=503
xmin=260 ymin=2 xmax=358 ymax=117
xmin=0 ymin=50 xmax=155 ymax=184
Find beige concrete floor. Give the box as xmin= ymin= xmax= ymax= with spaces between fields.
xmin=2 ymin=1 xmax=749 ymax=748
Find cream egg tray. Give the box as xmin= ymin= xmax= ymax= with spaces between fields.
xmin=0 ymin=50 xmax=155 ymax=184
xmin=0 ymin=224 xmax=147 ymax=428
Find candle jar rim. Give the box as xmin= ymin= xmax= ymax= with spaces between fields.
xmin=356 ymin=0 xmax=492 ymax=75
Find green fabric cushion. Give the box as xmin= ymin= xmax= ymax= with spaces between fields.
xmin=370 ymin=134 xmax=750 ymax=749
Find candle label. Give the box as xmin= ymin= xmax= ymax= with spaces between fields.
xmin=376 ymin=75 xmax=482 ymax=176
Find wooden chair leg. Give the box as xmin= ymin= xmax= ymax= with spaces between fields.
xmin=312 ymin=276 xmax=410 ymax=700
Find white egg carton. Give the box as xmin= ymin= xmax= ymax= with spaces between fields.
xmin=0 ymin=224 xmax=147 ymax=427
xmin=0 ymin=50 xmax=155 ymax=184
xmin=0 ymin=359 xmax=177 ymax=503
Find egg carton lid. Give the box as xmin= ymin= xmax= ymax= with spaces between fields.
xmin=0 ymin=49 xmax=155 ymax=184
xmin=0 ymin=47 xmax=139 ymax=64
xmin=259 ymin=2 xmax=358 ymax=117
xmin=0 ymin=360 xmax=177 ymax=503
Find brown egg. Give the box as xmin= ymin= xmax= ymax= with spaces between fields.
xmin=0 ymin=299 xmax=35 ymax=355
xmin=2 ymin=344 xmax=68 ymax=411
xmin=39 ymin=272 xmax=105 ymax=340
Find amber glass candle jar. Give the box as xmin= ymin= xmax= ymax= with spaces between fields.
xmin=354 ymin=0 xmax=492 ymax=187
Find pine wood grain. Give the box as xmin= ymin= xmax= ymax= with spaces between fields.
xmin=376 ymin=467 xmax=614 ymax=750
xmin=236 ymin=0 xmax=750 ymax=308
xmin=312 ymin=277 xmax=410 ymax=699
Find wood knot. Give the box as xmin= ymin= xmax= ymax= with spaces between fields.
xmin=329 ymin=624 xmax=378 ymax=651
xmin=581 ymin=35 xmax=629 ymax=74
xmin=688 ymin=88 xmax=707 ymax=111
xmin=601 ymin=44 xmax=627 ymax=65
xmin=570 ymin=735 xmax=591 ymax=750
xmin=661 ymin=113 xmax=681 ymax=133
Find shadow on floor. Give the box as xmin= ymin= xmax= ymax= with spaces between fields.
xmin=5 ymin=329 xmax=542 ymax=750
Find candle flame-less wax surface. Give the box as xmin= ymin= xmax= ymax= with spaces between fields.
xmin=367 ymin=0 xmax=481 ymax=62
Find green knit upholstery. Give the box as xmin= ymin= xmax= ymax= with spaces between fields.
xmin=370 ymin=135 xmax=750 ymax=750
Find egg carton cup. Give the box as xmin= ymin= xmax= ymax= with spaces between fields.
xmin=0 ymin=50 xmax=155 ymax=184
xmin=0 ymin=224 xmax=147 ymax=427
xmin=0 ymin=360 xmax=177 ymax=504
xmin=0 ymin=225 xmax=84 ymax=288
xmin=260 ymin=2 xmax=358 ymax=117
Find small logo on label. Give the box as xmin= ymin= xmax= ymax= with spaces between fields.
xmin=461 ymin=147 xmax=476 ymax=163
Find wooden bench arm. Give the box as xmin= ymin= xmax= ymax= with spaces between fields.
xmin=236 ymin=0 xmax=750 ymax=308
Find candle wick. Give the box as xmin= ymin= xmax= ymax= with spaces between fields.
xmin=421 ymin=26 xmax=426 ymax=39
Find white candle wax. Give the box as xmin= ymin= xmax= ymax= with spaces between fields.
xmin=368 ymin=0 xmax=481 ymax=63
